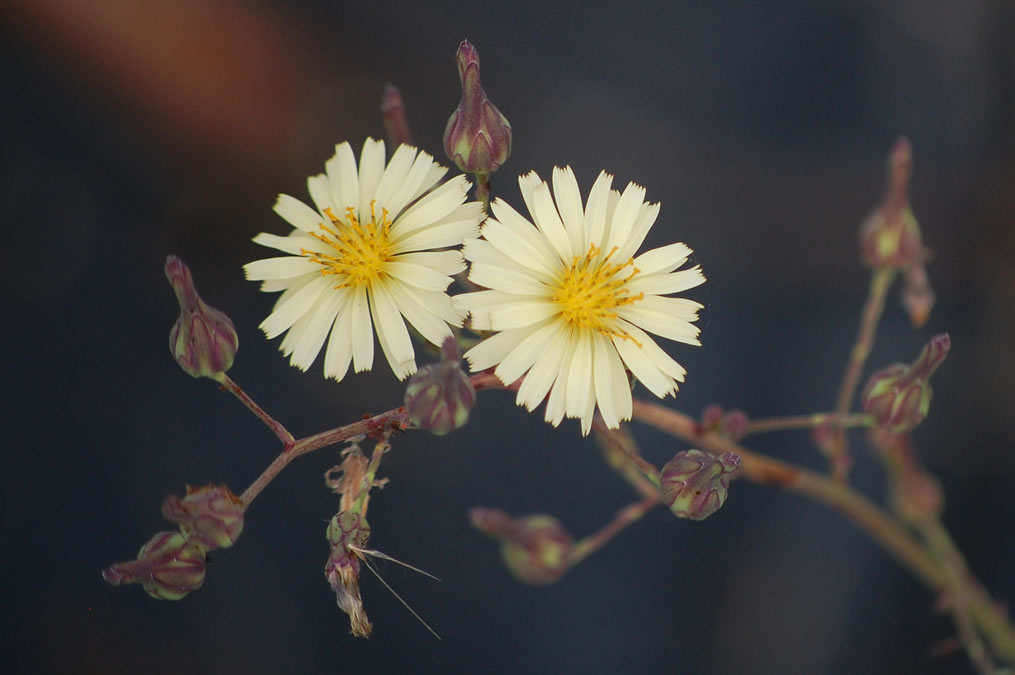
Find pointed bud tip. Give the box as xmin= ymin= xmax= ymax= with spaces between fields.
xmin=380 ymin=84 xmax=413 ymax=147
xmin=890 ymin=136 xmax=912 ymax=169
xmin=444 ymin=40 xmax=511 ymax=176
xmin=456 ymin=39 xmax=479 ymax=73
xmin=166 ymin=256 xmax=238 ymax=380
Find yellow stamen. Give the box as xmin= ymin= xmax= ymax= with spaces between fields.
xmin=300 ymin=201 xmax=393 ymax=289
xmin=552 ymin=244 xmax=644 ymax=344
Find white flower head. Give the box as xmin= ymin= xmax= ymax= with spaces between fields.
xmin=244 ymin=138 xmax=484 ymax=381
xmin=454 ymin=167 xmax=705 ymax=435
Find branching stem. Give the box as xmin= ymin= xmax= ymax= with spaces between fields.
xmin=745 ymin=412 xmax=872 ymax=437
xmin=828 ymin=268 xmax=896 ymax=476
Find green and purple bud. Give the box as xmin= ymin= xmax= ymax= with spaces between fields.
xmin=404 ymin=336 xmax=476 ymax=436
xmin=660 ymin=450 xmax=740 ymax=521
xmin=861 ymin=333 xmax=950 ymax=433
xmin=166 ymin=255 xmax=238 ymax=382
xmin=443 ymin=40 xmax=512 ymax=177
xmin=698 ymin=404 xmax=749 ymax=441
xmin=102 ymin=531 xmax=206 ymax=600
xmin=324 ymin=511 xmax=372 ymax=637
xmin=470 ymin=508 xmax=573 ymax=585
xmin=858 ymin=137 xmax=927 ymax=271
xmin=161 ymin=484 xmax=245 ymax=551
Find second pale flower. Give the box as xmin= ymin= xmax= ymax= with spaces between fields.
xmin=454 ymin=167 xmax=704 ymax=434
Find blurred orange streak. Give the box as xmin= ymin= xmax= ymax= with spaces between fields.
xmin=9 ymin=0 xmax=322 ymax=172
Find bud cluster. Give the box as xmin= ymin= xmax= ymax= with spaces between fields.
xmin=102 ymin=485 xmax=245 ymax=600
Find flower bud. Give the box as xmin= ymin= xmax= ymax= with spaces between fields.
xmin=660 ymin=450 xmax=740 ymax=521
xmin=161 ymin=484 xmax=245 ymax=551
xmin=861 ymin=334 xmax=950 ymax=433
xmin=470 ymin=508 xmax=573 ymax=585
xmin=858 ymin=137 xmax=928 ymax=270
xmin=102 ymin=531 xmax=206 ymax=600
xmin=443 ymin=40 xmax=512 ymax=177
xmin=697 ymin=404 xmax=749 ymax=441
xmin=166 ymin=255 xmax=238 ymax=382
xmin=404 ymin=336 xmax=476 ymax=435
xmin=381 ymin=84 xmax=413 ymax=147
xmin=324 ymin=512 xmax=372 ymax=637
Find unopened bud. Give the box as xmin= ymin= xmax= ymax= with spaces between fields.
xmin=404 ymin=336 xmax=476 ymax=435
xmin=698 ymin=405 xmax=749 ymax=441
xmin=443 ymin=40 xmax=512 ymax=177
xmin=381 ymin=84 xmax=413 ymax=148
xmin=325 ymin=512 xmax=372 ymax=637
xmin=858 ymin=137 xmax=928 ymax=270
xmin=470 ymin=508 xmax=573 ymax=585
xmin=166 ymin=255 xmax=238 ymax=382
xmin=161 ymin=484 xmax=245 ymax=551
xmin=660 ymin=450 xmax=740 ymax=521
xmin=102 ymin=531 xmax=206 ymax=600
xmin=861 ymin=334 xmax=950 ymax=433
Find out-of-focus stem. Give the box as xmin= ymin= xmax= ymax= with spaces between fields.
xmin=632 ymin=399 xmax=943 ymax=588
xmin=567 ymin=495 xmax=661 ymax=568
xmin=592 ymin=417 xmax=661 ymax=493
xmin=633 ymin=398 xmax=1015 ymax=667
xmin=829 ymin=268 xmax=897 ymax=477
xmin=745 ymin=412 xmax=872 ymax=437
xmin=917 ymin=518 xmax=1015 ymax=666
xmin=239 ymin=407 xmax=409 ymax=507
xmin=220 ymin=374 xmax=295 ymax=447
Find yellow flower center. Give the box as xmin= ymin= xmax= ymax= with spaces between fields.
xmin=552 ymin=244 xmax=644 ymax=343
xmin=302 ymin=201 xmax=393 ymax=288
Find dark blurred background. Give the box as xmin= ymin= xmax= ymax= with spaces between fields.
xmin=3 ymin=1 xmax=1015 ymax=673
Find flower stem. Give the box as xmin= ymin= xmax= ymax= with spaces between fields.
xmin=592 ymin=417 xmax=662 ymax=495
xmin=631 ymin=399 xmax=943 ymax=587
xmin=474 ymin=173 xmax=491 ymax=210
xmin=632 ymin=398 xmax=1015 ymax=667
xmin=916 ymin=518 xmax=1015 ymax=665
xmin=239 ymin=407 xmax=409 ymax=507
xmin=567 ymin=495 xmax=661 ymax=568
xmin=745 ymin=412 xmax=873 ymax=437
xmin=220 ymin=374 xmax=295 ymax=447
xmin=828 ymin=268 xmax=896 ymax=476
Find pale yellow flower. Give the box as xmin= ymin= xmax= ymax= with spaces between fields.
xmin=244 ymin=139 xmax=484 ymax=381
xmin=455 ymin=167 xmax=704 ymax=434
